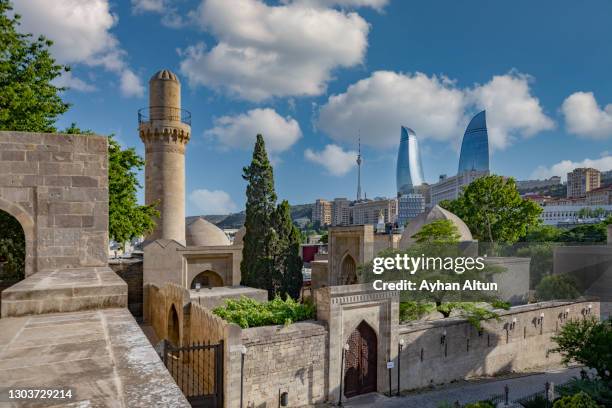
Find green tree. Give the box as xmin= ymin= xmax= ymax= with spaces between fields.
xmin=535 ymin=274 xmax=580 ymax=301
xmin=552 ymin=317 xmax=612 ymax=383
xmin=523 ymin=224 xmax=562 ymax=242
xmin=273 ymin=200 xmax=304 ymax=300
xmin=412 ymin=219 xmax=461 ymax=244
xmin=0 ymin=0 xmax=69 ymax=131
xmin=553 ymin=392 xmax=602 ymax=408
xmin=559 ymin=224 xmax=607 ymax=243
xmin=440 ymin=175 xmax=542 ymax=244
xmin=64 ymin=124 xmax=158 ymax=249
xmin=0 ymin=210 xmax=25 ymax=280
xmin=241 ymin=135 xmax=278 ymax=295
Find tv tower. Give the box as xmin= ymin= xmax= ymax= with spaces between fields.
xmin=356 ymin=136 xmax=362 ymax=201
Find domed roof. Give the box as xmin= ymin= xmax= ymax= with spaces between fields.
xmin=150 ymin=69 xmax=179 ymax=82
xmin=186 ymin=217 xmax=230 ymax=247
xmin=233 ymin=226 xmax=246 ymax=245
xmin=399 ymin=205 xmax=473 ymax=248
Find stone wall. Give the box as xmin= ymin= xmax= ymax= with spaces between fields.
xmin=241 ymin=321 xmax=328 ymax=408
xmin=396 ymin=300 xmax=600 ymax=391
xmin=109 ymin=258 xmax=143 ymax=318
xmin=145 ymin=282 xmax=190 ymax=346
xmin=0 ymin=131 xmax=109 ymax=275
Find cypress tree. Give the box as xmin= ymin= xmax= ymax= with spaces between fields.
xmin=273 ymin=200 xmax=304 ymax=300
xmin=241 ymin=135 xmax=277 ymax=294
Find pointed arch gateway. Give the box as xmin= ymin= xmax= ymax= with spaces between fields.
xmin=340 ymin=253 xmax=357 ymax=285
xmin=344 ymin=320 xmax=377 ymax=398
xmin=167 ymin=304 xmax=180 ymax=346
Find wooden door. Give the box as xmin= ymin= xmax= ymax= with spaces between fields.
xmin=344 ymin=321 xmax=377 ymax=398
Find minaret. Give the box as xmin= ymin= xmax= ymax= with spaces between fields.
xmin=139 ymin=69 xmax=191 ymax=244
xmin=356 ymin=137 xmax=362 ymax=201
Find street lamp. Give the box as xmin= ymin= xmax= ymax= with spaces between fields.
xmin=397 ymin=339 xmax=405 ymax=396
xmin=338 ymin=343 xmax=349 ymax=407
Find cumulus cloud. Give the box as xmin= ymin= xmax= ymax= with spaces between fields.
xmin=53 ymin=71 xmax=96 ymax=92
xmin=282 ymin=0 xmax=388 ymax=11
xmin=317 ymin=71 xmax=554 ymax=150
xmin=205 ymin=108 xmax=302 ymax=153
xmin=180 ymin=0 xmax=369 ymax=101
xmin=130 ymin=0 xmax=186 ymax=28
xmin=561 ymin=92 xmax=612 ymax=139
xmin=530 ymin=156 xmax=612 ymax=181
xmin=119 ymin=69 xmax=145 ymax=97
xmin=189 ymin=189 xmax=238 ymax=215
xmin=14 ymin=0 xmax=143 ymax=97
xmin=467 ymin=73 xmax=555 ymax=149
xmin=304 ymin=144 xmax=357 ymax=176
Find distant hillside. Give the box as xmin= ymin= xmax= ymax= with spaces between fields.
xmin=189 ymin=203 xmax=313 ymax=229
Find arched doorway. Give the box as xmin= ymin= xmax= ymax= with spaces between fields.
xmin=0 ymin=209 xmax=26 ymax=282
xmin=190 ymin=270 xmax=223 ymax=289
xmin=344 ymin=321 xmax=377 ymax=398
xmin=340 ymin=254 xmax=357 ymax=285
xmin=167 ymin=304 xmax=180 ymax=346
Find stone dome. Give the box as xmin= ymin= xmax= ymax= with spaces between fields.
xmin=399 ymin=205 xmax=473 ymax=248
xmin=185 ymin=217 xmax=230 ymax=247
xmin=150 ymin=69 xmax=179 ymax=82
xmin=233 ymin=226 xmax=246 ymax=245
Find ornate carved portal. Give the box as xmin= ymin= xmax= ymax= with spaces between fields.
xmin=344 ymin=321 xmax=377 ymax=398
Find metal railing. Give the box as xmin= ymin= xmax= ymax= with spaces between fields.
xmin=138 ymin=106 xmax=191 ymax=126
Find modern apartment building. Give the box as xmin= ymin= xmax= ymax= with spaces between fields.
xmin=313 ymin=199 xmax=332 ymax=226
xmin=398 ymin=193 xmax=425 ymax=226
xmin=586 ymin=186 xmax=612 ymax=206
xmin=430 ymin=170 xmax=489 ymax=206
xmin=567 ymin=168 xmax=600 ymax=198
xmin=541 ymin=204 xmax=612 ymax=226
xmin=332 ymin=198 xmax=351 ymax=226
xmin=601 ymin=169 xmax=612 ymax=187
xmin=351 ymin=198 xmax=398 ymax=226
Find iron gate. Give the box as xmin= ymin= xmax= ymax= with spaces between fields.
xmin=163 ymin=340 xmax=223 ymax=408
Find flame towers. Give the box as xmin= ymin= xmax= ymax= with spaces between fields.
xmin=458 ymin=110 xmax=489 ymax=174
xmin=396 ymin=126 xmax=425 ymax=196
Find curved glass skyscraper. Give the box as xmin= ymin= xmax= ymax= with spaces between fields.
xmin=458 ymin=110 xmax=489 ymax=174
xmin=396 ymin=126 xmax=425 ymax=196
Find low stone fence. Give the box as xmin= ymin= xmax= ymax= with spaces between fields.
xmin=396 ymin=300 xmax=600 ymax=391
xmin=241 ymin=321 xmax=328 ymax=407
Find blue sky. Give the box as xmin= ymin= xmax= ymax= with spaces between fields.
xmin=13 ymin=0 xmax=612 ymax=215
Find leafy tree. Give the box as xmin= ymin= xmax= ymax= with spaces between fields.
xmin=516 ymin=243 xmax=555 ymax=288
xmin=552 ymin=317 xmax=612 ymax=383
xmin=559 ymin=224 xmax=607 ymax=243
xmin=535 ymin=274 xmax=580 ymax=301
xmin=241 ymin=135 xmax=278 ymax=294
xmin=64 ymin=124 xmax=158 ymax=249
xmin=0 ymin=0 xmax=69 ymax=131
xmin=441 ymin=176 xmax=542 ymax=244
xmin=0 ymin=210 xmax=25 ymax=280
xmin=273 ymin=200 xmax=304 ymax=300
xmin=553 ymin=392 xmax=602 ymax=408
xmin=320 ymin=232 xmax=328 ymax=244
xmin=523 ymin=224 xmax=562 ymax=242
xmin=412 ymin=219 xmax=461 ymax=244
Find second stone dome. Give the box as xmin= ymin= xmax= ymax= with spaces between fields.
xmin=186 ymin=217 xmax=231 ymax=247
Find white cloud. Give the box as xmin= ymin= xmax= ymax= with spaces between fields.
xmin=189 ymin=189 xmax=237 ymax=215
xmin=304 ymin=144 xmax=356 ymax=176
xmin=14 ymin=0 xmax=143 ymax=97
xmin=317 ymin=71 xmax=554 ymax=150
xmin=180 ymin=0 xmax=369 ymax=101
xmin=130 ymin=0 xmax=186 ymax=28
xmin=318 ymin=71 xmax=467 ymax=148
xmin=132 ymin=0 xmax=166 ymax=13
xmin=54 ymin=71 xmax=96 ymax=92
xmin=561 ymin=91 xmax=612 ymax=139
xmin=282 ymin=0 xmax=388 ymax=11
xmin=530 ymin=156 xmax=612 ymax=181
xmin=120 ymin=69 xmax=145 ymax=97
xmin=467 ymin=73 xmax=555 ymax=149
xmin=205 ymin=108 xmax=302 ymax=153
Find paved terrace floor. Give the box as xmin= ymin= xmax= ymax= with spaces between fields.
xmin=0 ymin=308 xmax=189 ymax=407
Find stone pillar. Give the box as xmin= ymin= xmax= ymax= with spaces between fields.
xmin=139 ymin=70 xmax=191 ymax=245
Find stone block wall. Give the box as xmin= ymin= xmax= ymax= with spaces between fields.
xmin=0 ymin=131 xmax=109 ymax=275
xmin=241 ymin=322 xmax=329 ymax=408
xmin=109 ymin=259 xmax=144 ymax=318
xmin=397 ymin=300 xmax=600 ymax=391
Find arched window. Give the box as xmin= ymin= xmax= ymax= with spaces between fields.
xmin=191 ymin=270 xmax=223 ymax=289
xmin=340 ymin=254 xmax=357 ymax=285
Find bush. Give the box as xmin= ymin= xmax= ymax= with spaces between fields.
xmin=535 ymin=274 xmax=580 ymax=301
xmin=553 ymin=392 xmax=602 ymax=408
xmin=557 ymin=378 xmax=612 ymax=407
xmin=465 ymin=401 xmax=495 ymax=408
xmin=399 ymin=301 xmax=436 ymax=322
xmin=520 ymin=395 xmax=551 ymax=408
xmin=212 ymin=296 xmax=315 ymax=328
